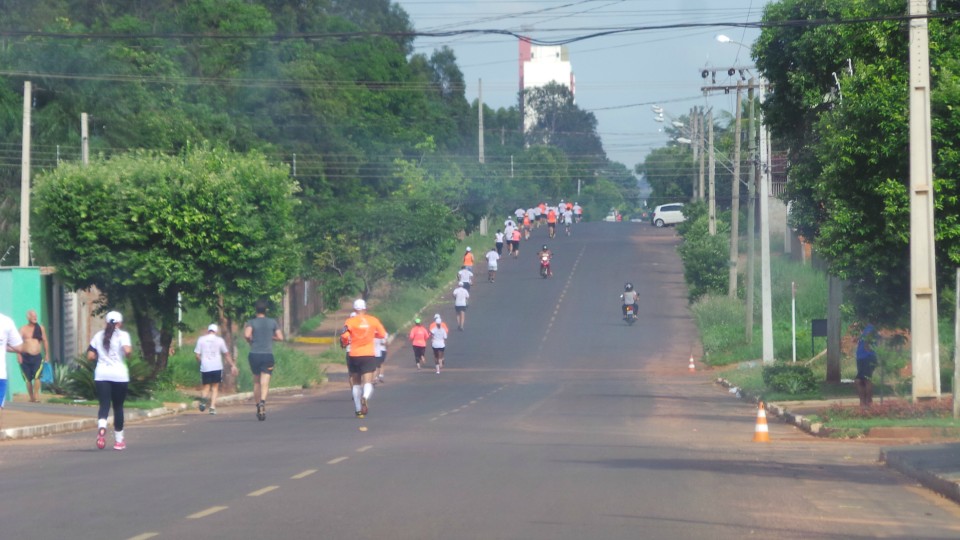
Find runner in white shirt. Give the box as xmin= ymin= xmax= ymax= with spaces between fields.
xmin=453 ymin=282 xmax=470 ymax=330
xmin=515 ymin=208 xmax=526 ymax=222
xmin=457 ymin=265 xmax=474 ymax=290
xmin=563 ymin=208 xmax=574 ymax=235
xmin=495 ymin=230 xmax=505 ymax=257
xmin=374 ymin=332 xmax=388 ymax=384
xmin=573 ymin=202 xmax=583 ymax=222
xmin=504 ymin=223 xmax=515 ymax=256
xmin=194 ymin=324 xmax=237 ymax=414
xmin=0 ymin=312 xmax=24 ymax=412
xmin=485 ymin=246 xmax=500 ymax=282
xmin=88 ymin=311 xmax=133 ymax=450
xmin=429 ymin=314 xmax=449 ymax=373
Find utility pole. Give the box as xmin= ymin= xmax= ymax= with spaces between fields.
xmin=698 ymin=108 xmax=706 ymax=201
xmin=908 ymin=0 xmax=940 ymax=399
xmin=690 ymin=107 xmax=699 ymax=202
xmin=81 ymin=112 xmax=89 ymax=165
xmin=728 ymin=82 xmax=743 ymax=297
xmin=759 ymin=79 xmax=774 ymax=364
xmin=708 ymin=108 xmax=716 ymax=235
xmin=478 ymin=79 xmax=485 ymax=164
xmin=745 ymin=81 xmax=757 ymax=344
xmin=19 ymin=81 xmax=31 ymax=267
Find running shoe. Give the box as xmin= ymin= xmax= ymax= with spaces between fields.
xmin=360 ymin=397 xmax=368 ymax=415
xmin=113 ymin=441 xmax=126 ymax=451
xmin=256 ymin=400 xmax=266 ymax=421
xmin=436 ymin=365 xmax=441 ymax=374
xmin=209 ymin=408 xmax=217 ymax=415
xmin=96 ymin=427 xmax=106 ymax=450
xmin=355 ymin=410 xmax=365 ymax=419
xmin=377 ymin=374 xmax=385 ymax=383
xmin=198 ymin=398 xmax=206 ymax=412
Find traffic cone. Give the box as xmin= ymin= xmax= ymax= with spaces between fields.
xmin=688 ymin=356 xmax=696 ymax=373
xmin=752 ymin=402 xmax=771 ymax=442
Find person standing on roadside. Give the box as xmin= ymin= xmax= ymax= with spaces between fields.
xmin=244 ymin=299 xmax=283 ymax=421
xmin=18 ymin=309 xmax=49 ymax=403
xmin=429 ymin=314 xmax=448 ymax=374
xmin=855 ymin=324 xmax=879 ymax=407
xmin=340 ymin=299 xmax=387 ymax=418
xmin=462 ymin=247 xmax=474 ymax=272
xmin=408 ymin=318 xmax=430 ymax=370
xmin=89 ymin=311 xmax=132 ymax=450
xmin=0 ymin=311 xmax=24 ymax=426
xmin=453 ymin=282 xmax=470 ymax=331
xmin=194 ymin=324 xmax=237 ymax=415
xmin=485 ymin=246 xmax=500 ymax=283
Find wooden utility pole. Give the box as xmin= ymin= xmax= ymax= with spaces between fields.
xmin=728 ymin=82 xmax=743 ymax=297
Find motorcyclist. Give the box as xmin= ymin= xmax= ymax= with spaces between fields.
xmin=538 ymin=244 xmax=552 ymax=277
xmin=621 ymin=282 xmax=639 ymax=318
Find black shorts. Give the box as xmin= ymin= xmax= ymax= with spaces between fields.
xmin=377 ymin=352 xmax=386 ymax=367
xmin=248 ymin=353 xmax=275 ymax=375
xmin=510 ymin=240 xmax=519 ymax=249
xmin=201 ymin=370 xmax=223 ymax=385
xmin=412 ymin=345 xmax=426 ymax=358
xmin=455 ymin=305 xmax=467 ymax=313
xmin=348 ymin=355 xmax=378 ymax=375
xmin=461 ymin=282 xmax=471 ymax=290
xmin=20 ymin=353 xmax=42 ymax=381
xmin=432 ymin=347 xmax=445 ymax=356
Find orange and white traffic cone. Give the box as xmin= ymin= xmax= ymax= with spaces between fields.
xmin=752 ymin=402 xmax=770 ymax=442
xmin=688 ymin=356 xmax=696 ymax=373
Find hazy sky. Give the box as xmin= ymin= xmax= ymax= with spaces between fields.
xmin=394 ymin=0 xmax=771 ymax=171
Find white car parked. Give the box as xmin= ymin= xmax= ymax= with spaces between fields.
xmin=651 ymin=203 xmax=685 ymax=227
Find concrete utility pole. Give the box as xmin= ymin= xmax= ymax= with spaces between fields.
xmin=81 ymin=112 xmax=89 ymax=165
xmin=908 ymin=0 xmax=940 ymax=399
xmin=827 ymin=275 xmax=843 ymax=383
xmin=728 ymin=82 xmax=743 ymax=297
xmin=19 ymin=81 xmax=31 ymax=267
xmin=759 ymin=79 xmax=774 ymax=364
xmin=690 ymin=107 xmax=699 ymax=202
xmin=708 ymin=108 xmax=716 ymax=235
xmin=698 ymin=108 xmax=706 ymax=201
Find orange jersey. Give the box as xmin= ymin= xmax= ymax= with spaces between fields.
xmin=464 ymin=252 xmax=474 ymax=266
xmin=547 ymin=210 xmax=557 ymax=224
xmin=523 ymin=215 xmax=530 ymax=226
xmin=408 ymin=325 xmax=430 ymax=347
xmin=340 ymin=314 xmax=386 ymax=357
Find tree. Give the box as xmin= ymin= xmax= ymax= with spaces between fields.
xmin=31 ymin=145 xmax=300 ymax=375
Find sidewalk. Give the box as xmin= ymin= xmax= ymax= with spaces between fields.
xmin=717 ymin=378 xmax=960 ymax=506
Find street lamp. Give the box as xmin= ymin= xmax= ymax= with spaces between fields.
xmin=716 ymin=34 xmax=749 ymax=48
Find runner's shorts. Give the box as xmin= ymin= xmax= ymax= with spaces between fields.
xmin=348 ymin=355 xmax=378 ymax=375
xmin=248 ymin=353 xmax=275 ymax=375
xmin=201 ymin=370 xmax=223 ymax=385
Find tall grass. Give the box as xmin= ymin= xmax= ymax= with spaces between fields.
xmin=166 ymin=340 xmax=325 ymax=392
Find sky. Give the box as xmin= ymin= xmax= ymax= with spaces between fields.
xmin=394 ymin=0 xmax=771 ymax=172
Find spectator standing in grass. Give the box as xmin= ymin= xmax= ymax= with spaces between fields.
xmin=244 ymin=299 xmax=283 ymax=421
xmin=194 ymin=324 xmax=237 ymax=415
xmin=855 ymin=324 xmax=879 ymax=407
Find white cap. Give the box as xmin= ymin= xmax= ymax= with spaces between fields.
xmin=434 ymin=313 xmax=441 ymax=322
xmin=105 ymin=311 xmax=123 ymax=324
xmin=458 ymin=282 xmax=464 ymax=287
xmin=349 ymin=311 xmax=357 ymax=317
xmin=466 ymin=246 xmax=472 ymax=252
xmin=353 ymin=298 xmax=367 ymax=311
xmin=207 ymin=324 xmax=218 ymax=333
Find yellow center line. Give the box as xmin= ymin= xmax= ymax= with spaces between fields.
xmin=247 ymin=485 xmax=279 ymax=497
xmin=127 ymin=534 xmax=159 ymax=540
xmin=187 ymin=506 xmax=228 ymax=519
xmin=291 ymin=469 xmax=317 ymax=479
xmin=328 ymin=456 xmax=349 ymax=464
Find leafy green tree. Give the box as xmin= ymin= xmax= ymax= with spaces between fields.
xmin=31 ymin=146 xmax=300 ymax=375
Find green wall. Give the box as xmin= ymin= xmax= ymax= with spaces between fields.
xmin=0 ymin=267 xmax=43 ymax=403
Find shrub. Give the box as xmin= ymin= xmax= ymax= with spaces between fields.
xmin=677 ymin=213 xmax=728 ymax=302
xmin=762 ymin=363 xmax=818 ymax=395
xmin=63 ymin=356 xmax=157 ymax=400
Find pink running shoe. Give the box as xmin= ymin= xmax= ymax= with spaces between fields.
xmin=96 ymin=427 xmax=106 ymax=450
xmin=113 ymin=441 xmax=126 ymax=451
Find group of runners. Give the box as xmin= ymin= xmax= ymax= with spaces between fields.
xmin=507 ymin=201 xmax=582 ymax=242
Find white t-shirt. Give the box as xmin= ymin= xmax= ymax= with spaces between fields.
xmin=90 ymin=328 xmax=132 ymax=382
xmin=457 ymin=268 xmax=473 ymax=284
xmin=453 ymin=286 xmax=470 ymax=307
xmin=563 ymin=209 xmax=573 ymax=223
xmin=495 ymin=232 xmax=504 ymax=243
xmin=194 ymin=333 xmax=229 ymax=373
xmin=430 ymin=323 xmax=447 ymax=348
xmin=526 ymin=208 xmax=536 ymax=220
xmin=515 ymin=208 xmax=525 ymax=219
xmin=485 ymin=250 xmax=499 ymax=269
xmin=504 ymin=225 xmax=515 ymax=239
xmin=375 ymin=335 xmax=388 ymax=357
xmin=0 ymin=313 xmax=24 ymax=379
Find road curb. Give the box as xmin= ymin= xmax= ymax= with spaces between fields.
xmin=1 ymin=386 xmax=306 ymax=441
xmin=715 ymin=378 xmax=827 ymax=436
xmin=881 ymin=447 xmax=960 ymax=505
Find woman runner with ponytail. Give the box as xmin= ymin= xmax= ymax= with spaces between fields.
xmin=88 ymin=311 xmax=133 ymax=450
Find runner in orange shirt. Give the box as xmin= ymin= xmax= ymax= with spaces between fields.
xmin=340 ymin=299 xmax=387 ymax=418
xmin=463 ymin=247 xmax=474 ymax=271
xmin=408 ymin=318 xmax=431 ymax=370
xmin=546 ymin=208 xmax=558 ymax=238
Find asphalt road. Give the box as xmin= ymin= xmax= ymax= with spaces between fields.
xmin=2 ymin=222 xmax=960 ymax=540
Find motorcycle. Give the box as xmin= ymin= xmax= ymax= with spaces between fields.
xmin=623 ymin=303 xmax=637 ymax=325
xmin=539 ymin=255 xmax=551 ymax=278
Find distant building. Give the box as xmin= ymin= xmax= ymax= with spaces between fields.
xmin=519 ymin=38 xmax=575 ymax=132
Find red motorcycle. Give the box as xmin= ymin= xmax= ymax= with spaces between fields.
xmin=539 ymin=254 xmax=551 ymax=278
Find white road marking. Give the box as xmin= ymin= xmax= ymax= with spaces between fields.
xmin=187 ymin=506 xmax=228 ymax=519
xmin=357 ymin=445 xmax=373 ymax=453
xmin=328 ymin=456 xmax=349 ymax=464
xmin=247 ymin=486 xmax=279 ymax=497
xmin=127 ymin=534 xmax=159 ymax=540
xmin=291 ymin=469 xmax=317 ymax=479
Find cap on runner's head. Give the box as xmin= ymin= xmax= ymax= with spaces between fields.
xmin=350 ymin=311 xmax=357 ymax=317
xmin=542 ymin=245 xmax=548 ymax=250
xmin=207 ymin=324 xmax=218 ymax=333
xmin=434 ymin=313 xmax=441 ymax=322
xmin=458 ymin=282 xmax=464 ymax=287
xmin=353 ymin=299 xmax=367 ymax=311
xmin=466 ymin=246 xmax=471 ymax=252
xmin=414 ymin=317 xmax=421 ymax=324
xmin=106 ymin=311 xmax=123 ymax=324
